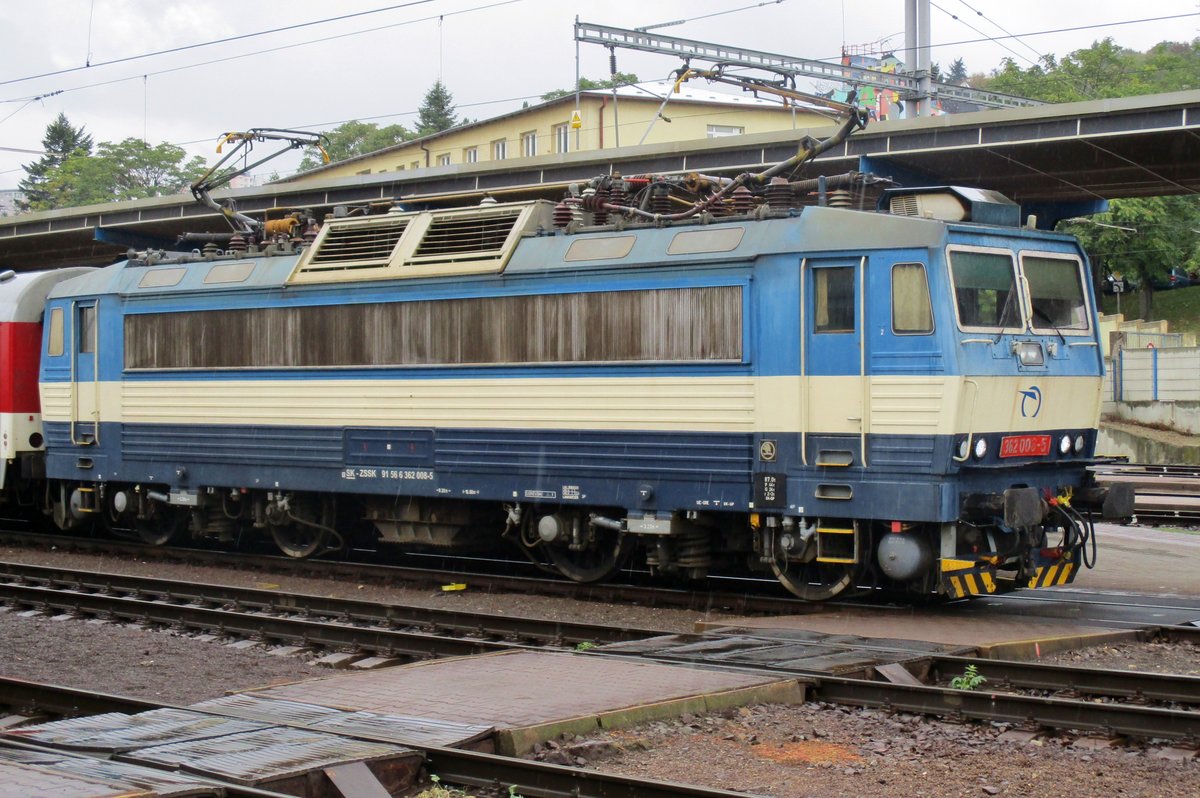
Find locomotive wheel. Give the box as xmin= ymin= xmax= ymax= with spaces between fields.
xmin=133 ymin=506 xmax=189 ymax=547
xmin=545 ymin=533 xmax=627 ymax=583
xmin=269 ymin=522 xmax=327 ymax=559
xmin=770 ymin=559 xmax=858 ymax=602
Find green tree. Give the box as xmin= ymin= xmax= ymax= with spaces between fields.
xmin=1059 ymin=196 xmax=1200 ymax=319
xmin=297 ymin=120 xmax=413 ymax=172
xmin=540 ymin=72 xmax=640 ymax=101
xmin=980 ymin=37 xmax=1200 ymax=102
xmin=946 ymin=58 xmax=968 ymax=85
xmin=17 ymin=113 xmax=93 ymax=211
xmin=985 ymin=37 xmax=1200 ymax=319
xmin=416 ymin=80 xmax=458 ymax=136
xmin=33 ymin=138 xmax=207 ymax=210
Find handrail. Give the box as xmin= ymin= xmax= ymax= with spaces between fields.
xmin=951 ymin=378 xmax=980 ymax=462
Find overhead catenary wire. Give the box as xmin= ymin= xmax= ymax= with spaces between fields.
xmin=930 ymin=0 xmax=1040 ymax=68
xmin=0 ymin=0 xmax=523 ymax=107
xmin=2 ymin=7 xmax=1196 ymax=182
xmin=953 ymin=0 xmax=1046 ymax=63
xmin=809 ymin=12 xmax=1200 ymax=63
xmin=0 ymin=0 xmax=444 ymax=89
xmin=934 ymin=1 xmax=1114 ymax=101
xmin=635 ymin=0 xmax=787 ymax=32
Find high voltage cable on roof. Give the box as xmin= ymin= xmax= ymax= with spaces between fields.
xmin=0 ymin=0 xmax=442 ymax=88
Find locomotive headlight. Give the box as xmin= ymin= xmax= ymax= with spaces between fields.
xmin=1058 ymin=434 xmax=1072 ymax=456
xmin=957 ymin=438 xmax=970 ymax=460
xmin=1014 ymin=341 xmax=1045 ymax=366
xmin=1074 ymin=434 xmax=1086 ymax=454
xmin=973 ymin=437 xmax=988 ymax=460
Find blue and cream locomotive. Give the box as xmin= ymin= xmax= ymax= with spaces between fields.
xmin=27 ymin=149 xmax=1130 ymax=600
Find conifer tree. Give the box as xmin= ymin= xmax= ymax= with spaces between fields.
xmin=17 ymin=113 xmax=93 ymax=211
xmin=416 ymin=81 xmax=458 ymax=136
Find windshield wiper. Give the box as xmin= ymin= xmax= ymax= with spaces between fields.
xmin=1030 ymin=305 xmax=1066 ymax=345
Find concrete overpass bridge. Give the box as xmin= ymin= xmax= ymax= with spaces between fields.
xmin=2 ymin=89 xmax=1198 ymax=270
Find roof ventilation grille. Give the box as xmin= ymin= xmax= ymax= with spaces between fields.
xmin=304 ymin=217 xmax=410 ymax=272
xmin=410 ymin=207 xmax=524 ymax=264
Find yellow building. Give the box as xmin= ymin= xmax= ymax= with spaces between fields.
xmin=287 ymin=82 xmax=830 ymax=182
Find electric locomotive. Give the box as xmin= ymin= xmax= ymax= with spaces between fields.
xmin=22 ymin=119 xmax=1131 ymax=601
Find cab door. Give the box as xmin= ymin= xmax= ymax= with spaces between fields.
xmin=803 ymin=257 xmax=864 ymax=467
xmin=70 ymin=301 xmax=99 ymax=445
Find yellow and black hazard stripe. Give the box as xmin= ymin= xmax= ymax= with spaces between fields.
xmin=944 ymin=569 xmax=997 ymax=598
xmin=939 ymin=558 xmax=998 ymax=599
xmin=1027 ymin=561 xmax=1076 ymax=589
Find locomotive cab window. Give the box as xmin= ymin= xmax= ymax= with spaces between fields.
xmin=813 ymin=267 xmax=855 ymax=333
xmin=948 ymin=248 xmax=1021 ymax=332
xmin=77 ymin=304 xmax=97 ymax=354
xmin=891 ymin=263 xmax=933 ymax=334
xmin=47 ymin=307 xmax=64 ymax=356
xmin=1021 ymin=253 xmax=1089 ymax=333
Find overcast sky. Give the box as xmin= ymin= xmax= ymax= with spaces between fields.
xmin=1 ymin=0 xmax=1196 ymax=189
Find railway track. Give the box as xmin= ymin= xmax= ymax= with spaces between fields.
xmin=2 ymin=562 xmax=1197 ymax=743
xmin=0 ymin=527 xmax=832 ymax=615
xmin=1091 ymin=462 xmax=1200 ymax=522
xmin=0 ymin=561 xmax=668 ymax=660
xmin=5 ymin=526 xmax=1200 ymax=635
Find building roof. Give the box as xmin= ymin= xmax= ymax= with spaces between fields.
xmin=283 ymin=81 xmax=802 ymax=182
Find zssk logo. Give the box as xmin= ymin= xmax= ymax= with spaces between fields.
xmin=1019 ymin=385 xmax=1042 ymax=418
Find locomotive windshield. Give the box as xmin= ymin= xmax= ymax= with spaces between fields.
xmin=948 ymin=249 xmax=1021 ymax=331
xmin=1022 ymin=253 xmax=1089 ymax=333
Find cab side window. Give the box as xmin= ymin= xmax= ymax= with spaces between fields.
xmin=78 ymin=305 xmax=97 ymax=354
xmin=891 ymin=263 xmax=934 ymax=334
xmin=47 ymin=307 xmax=64 ymax=356
xmin=814 ymin=267 xmax=855 ymax=333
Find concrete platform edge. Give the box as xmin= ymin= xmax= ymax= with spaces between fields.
xmin=978 ymin=629 xmax=1139 ymax=659
xmin=494 ymin=679 xmax=804 ymax=756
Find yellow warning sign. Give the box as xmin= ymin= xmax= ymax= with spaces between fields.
xmin=570 ymin=109 xmax=583 ymax=129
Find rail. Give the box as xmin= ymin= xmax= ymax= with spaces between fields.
xmin=3 ymin=562 xmax=1198 ymax=742
xmin=1091 ymin=462 xmax=1200 ymax=521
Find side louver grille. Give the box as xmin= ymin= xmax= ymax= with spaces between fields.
xmin=889 ymin=194 xmax=921 ymax=217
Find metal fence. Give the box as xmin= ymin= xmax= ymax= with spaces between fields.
xmin=1109 ymin=347 xmax=1200 ymax=402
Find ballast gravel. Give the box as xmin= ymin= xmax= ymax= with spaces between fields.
xmin=0 ymin=542 xmax=1195 ymax=798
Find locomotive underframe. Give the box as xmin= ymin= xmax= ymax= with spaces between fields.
xmin=33 ymin=445 xmax=1130 ymax=600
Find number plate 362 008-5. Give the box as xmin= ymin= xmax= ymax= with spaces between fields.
xmin=999 ymin=434 xmax=1051 ymax=458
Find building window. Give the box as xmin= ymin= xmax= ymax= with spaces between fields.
xmin=410 ymin=161 xmax=420 ymax=170
xmin=436 ymin=153 xmax=451 ymax=166
xmin=464 ymin=146 xmax=478 ymax=163
xmin=492 ymin=139 xmax=507 ymax=160
xmin=707 ymin=124 xmax=745 ymax=138
xmin=521 ymin=131 xmax=537 ymax=158
xmin=554 ymin=123 xmax=570 ymax=154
